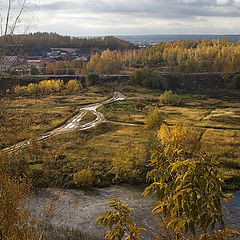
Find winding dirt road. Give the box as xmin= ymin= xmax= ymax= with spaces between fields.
xmin=3 ymin=91 xmax=126 ymax=156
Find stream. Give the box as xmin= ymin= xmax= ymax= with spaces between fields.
xmin=26 ymin=186 xmax=240 ymax=239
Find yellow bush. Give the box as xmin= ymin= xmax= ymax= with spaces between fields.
xmin=73 ymin=168 xmax=94 ymax=188
xmin=111 ymin=146 xmax=147 ymax=183
xmin=65 ymin=79 xmax=82 ymax=94
xmin=14 ymin=85 xmax=28 ymax=96
xmin=158 ymin=122 xmax=200 ymax=153
xmin=145 ymin=107 xmax=164 ymax=130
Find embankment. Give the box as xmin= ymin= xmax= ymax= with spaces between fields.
xmin=0 ymin=72 xmax=239 ymax=97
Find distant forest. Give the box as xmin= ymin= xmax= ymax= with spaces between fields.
xmin=86 ymin=37 xmax=240 ymax=73
xmin=42 ymin=37 xmax=240 ymax=77
xmin=2 ymin=33 xmax=240 ymax=74
xmin=0 ymin=32 xmax=135 ymax=55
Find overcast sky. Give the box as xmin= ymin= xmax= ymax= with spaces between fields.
xmin=2 ymin=0 xmax=240 ymax=36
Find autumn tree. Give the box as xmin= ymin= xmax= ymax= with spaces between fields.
xmin=66 ymin=60 xmax=86 ymax=75
xmin=65 ymin=79 xmax=82 ymax=94
xmin=87 ymin=49 xmax=121 ymax=74
xmin=96 ymin=198 xmax=146 ymax=240
xmin=0 ymin=153 xmax=35 ymax=239
xmin=14 ymin=79 xmax=80 ymax=96
xmin=143 ymin=123 xmax=239 ymax=239
xmin=86 ymin=38 xmax=240 ymax=74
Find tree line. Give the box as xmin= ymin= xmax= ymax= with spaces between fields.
xmin=0 ymin=32 xmax=135 ymax=56
xmin=86 ymin=37 xmax=240 ymax=73
xmin=14 ymin=79 xmax=82 ymax=96
xmin=26 ymin=37 xmax=240 ymax=77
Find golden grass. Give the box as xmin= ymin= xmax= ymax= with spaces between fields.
xmin=201 ymin=129 xmax=240 ymax=156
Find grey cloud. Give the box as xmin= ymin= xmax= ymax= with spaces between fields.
xmin=39 ymin=0 xmax=240 ymax=18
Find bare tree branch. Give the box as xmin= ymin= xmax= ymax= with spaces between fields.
xmin=0 ymin=0 xmax=33 ymax=78
xmin=4 ymin=0 xmax=12 ymax=36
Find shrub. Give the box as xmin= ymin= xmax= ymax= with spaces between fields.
xmin=65 ymin=79 xmax=82 ymax=94
xmin=14 ymin=85 xmax=28 ymax=96
xmin=111 ymin=146 xmax=148 ymax=183
xmin=86 ymin=72 xmax=100 ymax=86
xmin=73 ymin=168 xmax=94 ymax=188
xmin=132 ymin=68 xmax=162 ymax=89
xmin=159 ymin=90 xmax=181 ymax=106
xmin=96 ymin=198 xmax=146 ymax=240
xmin=144 ymin=107 xmax=164 ymax=130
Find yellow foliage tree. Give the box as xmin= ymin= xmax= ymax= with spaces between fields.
xmin=158 ymin=122 xmax=200 ymax=153
xmin=0 ymin=154 xmax=35 ymax=240
xmin=65 ymin=79 xmax=82 ymax=94
xmin=96 ymin=198 xmax=146 ymax=240
xmin=144 ymin=123 xmax=239 ymax=239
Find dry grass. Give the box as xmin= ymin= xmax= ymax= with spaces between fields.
xmin=0 ymin=87 xmax=109 ymax=148
xmin=16 ymin=122 xmax=147 ymax=188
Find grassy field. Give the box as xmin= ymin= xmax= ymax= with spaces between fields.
xmin=2 ymin=83 xmax=240 ymax=189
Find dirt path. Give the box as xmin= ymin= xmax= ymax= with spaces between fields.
xmin=3 ymin=91 xmax=126 ymax=157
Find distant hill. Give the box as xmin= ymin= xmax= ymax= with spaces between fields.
xmin=1 ymin=32 xmax=135 ymax=56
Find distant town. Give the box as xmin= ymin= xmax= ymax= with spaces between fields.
xmin=2 ymin=47 xmax=105 ymax=75
xmin=0 ymin=32 xmax=135 ymax=75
